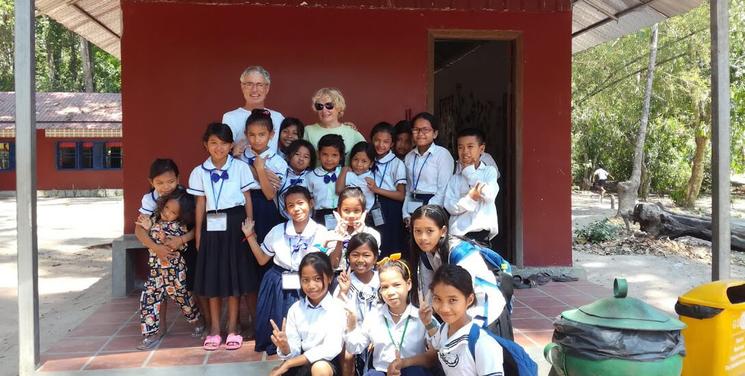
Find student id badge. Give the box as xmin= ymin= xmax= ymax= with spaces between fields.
xmin=406 ymin=197 xmax=424 ymax=215
xmin=206 ymin=212 xmax=227 ymax=232
xmin=370 ymin=201 xmax=385 ymax=227
xmin=324 ymin=213 xmax=337 ymax=231
xmin=281 ymin=272 xmax=300 ymax=290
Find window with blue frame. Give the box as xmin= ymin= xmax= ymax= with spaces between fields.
xmin=57 ymin=141 xmax=123 ymax=170
xmin=0 ymin=142 xmax=14 ymax=170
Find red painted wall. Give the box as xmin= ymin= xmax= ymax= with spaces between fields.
xmin=121 ymin=2 xmax=572 ymax=266
xmin=0 ymin=133 xmax=123 ymax=190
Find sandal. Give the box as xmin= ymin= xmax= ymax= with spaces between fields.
xmin=203 ymin=335 xmax=221 ymax=351
xmin=551 ymin=274 xmax=579 ymax=282
xmin=137 ymin=333 xmax=164 ymax=351
xmin=512 ymin=275 xmax=537 ymax=289
xmin=225 ymin=333 xmax=243 ymax=350
xmin=191 ymin=324 xmax=205 ymax=338
xmin=526 ymin=272 xmax=552 ymax=286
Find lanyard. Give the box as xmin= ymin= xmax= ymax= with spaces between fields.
xmin=383 ymin=315 xmax=411 ymax=353
xmin=207 ymin=158 xmax=231 ymax=211
xmin=411 ymin=153 xmax=432 ymax=192
xmin=375 ymin=160 xmax=390 ymax=188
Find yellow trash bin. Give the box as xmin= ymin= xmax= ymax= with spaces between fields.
xmin=675 ymin=280 xmax=745 ymax=376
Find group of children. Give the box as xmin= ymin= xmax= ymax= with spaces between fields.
xmin=134 ymin=109 xmax=532 ymax=376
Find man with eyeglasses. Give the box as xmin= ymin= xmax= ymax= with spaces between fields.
xmin=222 ymin=66 xmax=285 ymax=155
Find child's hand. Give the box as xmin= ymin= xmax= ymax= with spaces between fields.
xmin=254 ymin=155 xmax=266 ymax=170
xmin=269 ymin=365 xmax=287 ymax=376
xmin=365 ymin=177 xmax=378 ymax=193
xmin=332 ymin=211 xmax=349 ymax=236
xmin=418 ymin=290 xmax=433 ymax=326
xmin=467 ymin=182 xmax=485 ymax=201
xmin=153 ymin=244 xmax=175 ymax=263
xmin=338 ymin=267 xmax=352 ymax=296
xmin=135 ymin=215 xmax=152 ymax=231
xmin=387 ymin=351 xmax=403 ymax=376
xmin=163 ymin=236 xmax=185 ymax=251
xmin=242 ymin=219 xmax=255 ymax=237
xmin=350 ymin=211 xmax=368 ymax=234
xmin=270 ymin=318 xmax=290 ymax=355
xmin=266 ymin=170 xmax=281 ymax=190
xmin=232 ymin=139 xmax=249 ymax=157
xmin=344 ymin=306 xmax=357 ymax=332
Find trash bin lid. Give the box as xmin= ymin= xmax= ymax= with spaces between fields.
xmin=561 ymin=278 xmax=686 ymax=331
xmin=678 ymin=280 xmax=745 ymax=309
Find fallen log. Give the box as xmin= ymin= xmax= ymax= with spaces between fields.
xmin=632 ymin=202 xmax=745 ymax=252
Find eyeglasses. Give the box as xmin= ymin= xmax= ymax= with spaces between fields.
xmin=314 ymin=102 xmax=334 ymax=111
xmin=411 ymin=127 xmax=434 ymax=134
xmin=241 ymin=81 xmax=268 ymax=89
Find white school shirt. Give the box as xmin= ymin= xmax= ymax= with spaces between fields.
xmin=261 ymin=219 xmax=328 ymax=271
xmin=333 ymin=271 xmax=380 ymax=325
xmin=418 ymin=239 xmax=506 ymax=327
xmin=239 ymin=147 xmax=289 ymax=190
xmin=428 ymin=321 xmax=504 ymax=376
xmin=444 ymin=162 xmax=500 ymax=239
xmin=307 ymin=166 xmax=342 ymax=210
xmin=277 ymin=168 xmax=311 ymax=219
xmin=373 ymin=151 xmax=407 ymax=192
xmin=336 ymin=226 xmax=381 ymax=271
xmin=346 ymin=304 xmax=428 ymax=372
xmin=222 ymin=107 xmax=284 ymax=151
xmin=187 ymin=155 xmax=257 ymax=211
xmin=278 ymin=293 xmax=346 ymax=363
xmin=402 ymin=144 xmax=454 ymax=219
xmin=455 ymin=153 xmax=501 ymax=180
xmin=139 ymin=190 xmax=159 ymax=216
xmin=344 ymin=170 xmax=375 ymax=211
xmin=593 ymin=168 xmax=609 ymax=180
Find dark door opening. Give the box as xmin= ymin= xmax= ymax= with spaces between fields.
xmin=433 ymin=38 xmax=516 ymax=262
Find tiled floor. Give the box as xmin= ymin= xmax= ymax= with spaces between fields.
xmin=37 ymin=280 xmax=610 ymax=374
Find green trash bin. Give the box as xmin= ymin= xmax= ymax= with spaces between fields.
xmin=544 ymin=278 xmax=686 ymax=376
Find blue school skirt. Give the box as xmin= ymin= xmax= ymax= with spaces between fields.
xmin=250 ymin=189 xmax=282 ymax=243
xmin=254 ymin=264 xmax=302 ymax=355
xmin=194 ymin=206 xmax=258 ymax=297
xmin=374 ymin=196 xmax=405 ymax=258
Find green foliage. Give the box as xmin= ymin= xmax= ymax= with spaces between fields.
xmin=0 ymin=0 xmax=120 ymax=92
xmin=572 ymin=1 xmax=745 ymax=197
xmin=575 ymin=219 xmax=622 ymax=244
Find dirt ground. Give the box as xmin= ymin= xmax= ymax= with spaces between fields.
xmin=1 ymin=192 xmax=744 ymax=375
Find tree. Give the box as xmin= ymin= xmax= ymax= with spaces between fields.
xmin=617 ymin=24 xmax=659 ymax=228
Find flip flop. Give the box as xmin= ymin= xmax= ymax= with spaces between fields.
xmin=551 ymin=274 xmax=579 ymax=282
xmin=526 ymin=272 xmax=552 ymax=286
xmin=136 ymin=333 xmax=164 ymax=350
xmin=203 ymin=335 xmax=221 ymax=351
xmin=512 ymin=275 xmax=536 ymax=289
xmin=225 ymin=333 xmax=243 ymax=350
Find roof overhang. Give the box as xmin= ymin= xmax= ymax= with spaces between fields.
xmin=36 ymin=0 xmax=704 ymax=59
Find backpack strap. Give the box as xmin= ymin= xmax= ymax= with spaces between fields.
xmin=467 ymin=323 xmax=480 ymax=360
xmin=420 ymin=253 xmax=434 ymax=271
xmin=450 ymin=241 xmax=479 ymax=265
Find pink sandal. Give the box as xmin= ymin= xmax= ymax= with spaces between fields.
xmin=225 ymin=333 xmax=243 ymax=350
xmin=203 ymin=335 xmax=221 ymax=351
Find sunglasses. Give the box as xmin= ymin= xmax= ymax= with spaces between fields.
xmin=314 ymin=102 xmax=335 ymax=111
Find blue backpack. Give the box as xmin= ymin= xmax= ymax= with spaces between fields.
xmin=449 ymin=240 xmax=512 ymax=275
xmin=467 ymin=324 xmax=538 ymax=376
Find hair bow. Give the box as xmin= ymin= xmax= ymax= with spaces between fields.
xmin=376 ymin=253 xmax=411 ymax=278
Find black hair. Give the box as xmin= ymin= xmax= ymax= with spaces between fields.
xmin=411 ymin=112 xmax=439 ymax=131
xmin=317 ymin=134 xmax=345 ymax=159
xmin=154 ymin=189 xmax=196 ymax=230
xmin=202 ymin=122 xmax=234 ymax=143
xmin=337 ymin=186 xmax=366 ymax=211
xmin=280 ymin=117 xmax=305 ymax=139
xmin=283 ymin=185 xmax=313 ymax=209
xmin=349 ymin=141 xmax=375 ymax=165
xmin=370 ymin=121 xmax=395 ymax=140
xmin=286 ymin=139 xmax=317 ymax=170
xmin=148 ymin=158 xmax=179 ymax=180
xmin=430 ymin=264 xmax=476 ymax=307
xmin=298 ymin=252 xmax=334 ymax=296
xmin=394 ymin=120 xmax=412 ymax=136
xmin=245 ymin=108 xmax=274 ymax=133
xmin=456 ymin=127 xmax=486 ymax=145
xmin=377 ymin=258 xmax=413 ymax=304
xmin=408 ymin=205 xmax=450 ymax=299
xmin=347 ymin=232 xmax=380 ymax=260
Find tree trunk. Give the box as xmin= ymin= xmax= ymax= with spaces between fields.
xmin=617 ymin=24 xmax=659 ymax=228
xmin=633 ymin=202 xmax=745 ymax=252
xmin=640 ymin=158 xmax=651 ymax=201
xmin=684 ymin=133 xmax=709 ymax=207
xmin=79 ymin=35 xmax=94 ymax=92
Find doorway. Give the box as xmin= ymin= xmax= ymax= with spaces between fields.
xmin=429 ymin=32 xmax=519 ymax=263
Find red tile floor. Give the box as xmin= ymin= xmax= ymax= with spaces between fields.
xmin=37 ymin=280 xmax=610 ymax=373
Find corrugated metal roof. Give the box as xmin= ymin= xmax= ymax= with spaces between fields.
xmin=34 ymin=0 xmax=703 ymax=59
xmin=0 ymin=92 xmax=121 ymax=128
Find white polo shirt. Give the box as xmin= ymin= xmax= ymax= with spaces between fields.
xmin=343 ymin=170 xmax=376 ymax=211
xmin=402 ymin=143 xmax=454 ymax=218
xmin=139 ymin=190 xmax=159 ymax=216
xmin=187 ymin=155 xmax=257 ymax=211
xmin=373 ymin=151 xmax=407 ymax=191
xmin=428 ymin=321 xmax=504 ymax=376
xmin=239 ymin=148 xmax=289 ymax=189
xmin=444 ymin=162 xmax=500 ymax=239
xmin=278 ymin=293 xmax=346 ymax=363
xmin=222 ymin=107 xmax=284 ymax=151
xmin=307 ymin=166 xmax=342 ymax=210
xmin=260 ymin=219 xmax=328 ymax=271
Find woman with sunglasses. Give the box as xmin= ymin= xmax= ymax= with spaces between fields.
xmin=303 ymin=87 xmax=366 ymax=166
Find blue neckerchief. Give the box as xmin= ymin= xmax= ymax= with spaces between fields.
xmin=324 ymin=173 xmax=337 ymax=184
